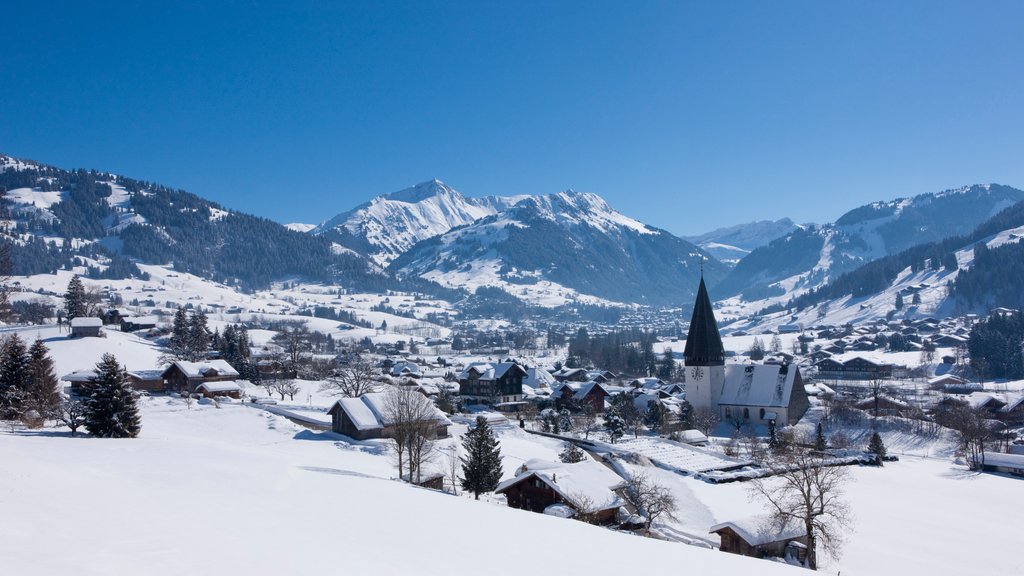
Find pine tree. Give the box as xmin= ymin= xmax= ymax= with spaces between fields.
xmin=895 ymin=292 xmax=904 ymax=310
xmin=84 ymin=353 xmax=141 ymax=438
xmin=644 ymin=401 xmax=665 ymax=432
xmin=63 ymin=275 xmax=87 ymax=321
xmin=868 ymin=432 xmax=887 ymax=464
xmin=460 ymin=416 xmax=503 ymax=500
xmin=768 ymin=418 xmax=779 ymax=449
xmin=814 ymin=422 xmax=827 ymax=451
xmin=0 ymin=334 xmax=30 ymax=419
xmin=677 ymin=399 xmax=694 ymax=430
xmin=558 ymin=442 xmax=586 ymax=463
xmin=25 ymin=338 xmax=60 ymax=417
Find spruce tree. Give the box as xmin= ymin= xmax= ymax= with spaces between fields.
xmin=25 ymin=338 xmax=60 ymax=417
xmin=170 ymin=307 xmax=189 ymax=358
xmin=868 ymin=432 xmax=887 ymax=464
xmin=605 ymin=413 xmax=625 ymax=443
xmin=814 ymin=422 xmax=827 ymax=451
xmin=187 ymin=310 xmax=209 ymax=361
xmin=63 ymin=275 xmax=87 ymax=321
xmin=768 ymin=418 xmax=779 ymax=449
xmin=0 ymin=334 xmax=30 ymax=419
xmin=84 ymin=353 xmax=141 ymax=438
xmin=558 ymin=442 xmax=586 ymax=463
xmin=460 ymin=416 xmax=503 ymax=500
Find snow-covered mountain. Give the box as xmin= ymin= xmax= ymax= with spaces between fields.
xmin=390 ymin=190 xmax=727 ymax=307
xmin=683 ymin=218 xmax=801 ymax=265
xmin=315 ymin=180 xmax=526 ymax=266
xmin=715 ymin=184 xmax=1024 ymax=302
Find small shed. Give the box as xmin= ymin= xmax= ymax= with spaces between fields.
xmin=981 ymin=452 xmax=1024 ymax=477
xmin=495 ymin=459 xmax=625 ymax=525
xmin=194 ymin=380 xmax=243 ymax=399
xmin=70 ymin=317 xmax=102 ymax=338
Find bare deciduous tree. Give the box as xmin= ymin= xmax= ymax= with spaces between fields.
xmin=57 ymin=399 xmax=86 ymax=436
xmin=692 ymin=407 xmax=720 ymax=436
xmin=565 ymin=491 xmax=600 ymax=524
xmin=621 ymin=471 xmax=677 ymax=531
xmin=867 ymin=377 xmax=886 ymax=417
xmin=749 ymin=446 xmax=853 ymax=570
xmin=268 ymin=379 xmax=301 ymax=401
xmin=945 ymin=405 xmax=994 ymax=470
xmin=320 ymin=359 xmax=380 ymax=398
xmin=383 ymin=386 xmax=441 ymax=483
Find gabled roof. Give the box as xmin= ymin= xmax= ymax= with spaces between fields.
xmin=195 ymin=381 xmax=242 ymax=393
xmin=495 ymin=458 xmax=625 ymax=511
xmin=70 ymin=317 xmax=102 ymax=328
xmin=718 ymin=364 xmax=800 ymax=408
xmin=523 ymin=367 xmax=556 ymax=389
xmin=710 ymin=515 xmax=804 ymax=546
xmin=327 ymin=391 xmax=451 ymax=431
xmin=458 ymin=362 xmax=524 ymax=381
xmin=684 ymin=276 xmax=725 ymax=366
xmin=164 ymin=360 xmax=240 ymax=379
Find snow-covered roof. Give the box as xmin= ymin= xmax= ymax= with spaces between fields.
xmin=496 ymin=458 xmax=625 ymax=511
xmin=61 ymin=369 xmax=98 ymax=383
xmin=127 ymin=370 xmax=164 ymax=380
xmin=328 ymin=391 xmax=450 ymax=432
xmin=677 ymin=429 xmax=709 ymax=444
xmin=710 ymin=515 xmax=805 ymax=546
xmin=982 ymin=452 xmax=1024 ymax=469
xmin=928 ymin=374 xmax=966 ymax=386
xmin=524 ymin=366 xmax=556 ymax=389
xmin=195 ymin=381 xmax=242 ymax=393
xmin=70 ymin=317 xmax=102 ymax=328
xmin=718 ymin=364 xmax=799 ymax=408
xmin=167 ymin=360 xmax=240 ymax=379
xmin=458 ymin=361 xmax=522 ymax=381
xmin=126 ymin=315 xmax=159 ymax=325
xmin=391 ymin=361 xmax=421 ymax=377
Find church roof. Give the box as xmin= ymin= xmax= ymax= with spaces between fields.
xmin=684 ymin=276 xmax=725 ymax=366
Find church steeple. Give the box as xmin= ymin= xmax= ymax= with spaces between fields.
xmin=684 ymin=274 xmax=725 ymax=366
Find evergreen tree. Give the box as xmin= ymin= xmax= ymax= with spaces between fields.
xmin=558 ymin=442 xmax=586 ymax=463
xmin=187 ymin=310 xmax=210 ymax=361
xmin=0 ymin=334 xmax=30 ymax=418
xmin=84 ymin=353 xmax=141 ymax=438
xmin=895 ymin=292 xmax=904 ymax=310
xmin=170 ymin=307 xmax=189 ymax=357
xmin=25 ymin=338 xmax=60 ymax=417
xmin=644 ymin=401 xmax=665 ymax=432
xmin=63 ymin=275 xmax=87 ymax=321
xmin=814 ymin=422 xmax=827 ymax=451
xmin=460 ymin=416 xmax=503 ymax=500
xmin=868 ymin=432 xmax=887 ymax=464
xmin=605 ymin=413 xmax=625 ymax=443
xmin=558 ymin=408 xmax=573 ymax=432
xmin=677 ymin=399 xmax=694 ymax=430
xmin=748 ymin=337 xmax=766 ymax=361
xmin=767 ymin=418 xmax=779 ymax=450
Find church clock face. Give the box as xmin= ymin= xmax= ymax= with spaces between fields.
xmin=690 ymin=366 xmax=704 ymax=380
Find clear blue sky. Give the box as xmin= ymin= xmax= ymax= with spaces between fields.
xmin=3 ymin=1 xmax=1023 ymax=235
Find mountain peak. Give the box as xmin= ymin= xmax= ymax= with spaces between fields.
xmin=382 ymin=179 xmax=456 ymax=203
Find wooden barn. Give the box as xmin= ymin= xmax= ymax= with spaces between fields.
xmin=162 ymin=360 xmax=240 ymax=394
xmin=326 ymin=392 xmax=450 ymax=441
xmin=70 ymin=317 xmax=102 ymax=338
xmin=710 ymin=516 xmax=807 ymax=563
xmin=495 ymin=458 xmax=625 ymax=525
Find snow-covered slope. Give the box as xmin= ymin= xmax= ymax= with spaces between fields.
xmin=684 ymin=218 xmax=801 ymax=265
xmin=391 ymin=190 xmax=727 ymax=306
xmin=315 ymin=180 xmax=521 ymax=267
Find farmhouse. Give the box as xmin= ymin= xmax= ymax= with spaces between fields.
xmin=126 ymin=370 xmax=166 ymax=392
xmin=552 ymin=380 xmax=610 ymax=413
xmin=495 ymin=458 xmax=626 ymax=524
xmin=194 ymin=380 xmax=243 ymax=399
xmin=326 ymin=392 xmax=450 ymax=441
xmin=121 ymin=316 xmax=158 ymax=332
xmin=710 ymin=516 xmax=807 ymax=563
xmin=162 ymin=360 xmax=240 ymax=394
xmin=70 ymin=317 xmax=102 ymax=338
xmin=457 ymin=362 xmax=527 ymax=406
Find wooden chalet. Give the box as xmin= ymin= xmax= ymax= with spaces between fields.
xmin=711 ymin=516 xmax=807 ymax=563
xmin=162 ymin=360 xmax=240 ymax=394
xmin=70 ymin=317 xmax=102 ymax=338
xmin=495 ymin=459 xmax=625 ymax=525
xmin=457 ymin=362 xmax=527 ymax=406
xmin=326 ymin=392 xmax=450 ymax=441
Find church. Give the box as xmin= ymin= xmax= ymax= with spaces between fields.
xmin=683 ymin=276 xmax=810 ymax=426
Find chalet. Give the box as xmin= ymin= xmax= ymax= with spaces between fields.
xmin=553 ymin=381 xmax=610 ymax=414
xmin=710 ymin=516 xmax=808 ymax=563
xmin=162 ymin=360 xmax=240 ymax=394
xmin=495 ymin=458 xmax=625 ymax=524
xmin=854 ymin=394 xmax=914 ymax=417
xmin=390 ymin=361 xmax=422 ymax=379
xmin=102 ymin=308 xmax=131 ymax=325
xmin=523 ymin=366 xmax=556 ymax=390
xmin=326 ymin=392 xmax=450 ymax=441
xmin=999 ymin=395 xmax=1024 ymax=425
xmin=551 ymin=367 xmax=589 ymax=383
xmin=121 ymin=316 xmax=158 ymax=333
xmin=126 ymin=370 xmax=165 ymax=392
xmin=457 ymin=362 xmax=527 ymax=406
xmin=629 ymin=377 xmax=665 ymax=390
xmin=194 ymin=380 xmax=243 ymax=399
xmin=927 ymin=374 xmax=967 ymax=390
xmin=62 ymin=369 xmax=100 ymax=395
xmin=70 ymin=317 xmax=102 ymax=338
xmin=815 ymin=356 xmax=893 ymax=380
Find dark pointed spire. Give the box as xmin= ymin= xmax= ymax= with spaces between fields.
xmin=684 ymin=276 xmax=725 ymax=366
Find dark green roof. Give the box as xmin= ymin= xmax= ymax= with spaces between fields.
xmin=684 ymin=276 xmax=725 ymax=366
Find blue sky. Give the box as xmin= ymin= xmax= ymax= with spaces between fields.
xmin=3 ymin=1 xmax=1023 ymax=235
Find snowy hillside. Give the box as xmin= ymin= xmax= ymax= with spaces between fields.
xmin=684 ymin=218 xmax=801 ymax=265
xmin=315 ymin=179 xmax=526 ymax=267
xmin=391 ymin=190 xmax=727 ymax=307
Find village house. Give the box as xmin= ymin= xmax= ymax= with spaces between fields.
xmin=495 ymin=458 xmax=626 ymax=524
xmin=390 ymin=361 xmax=421 ymax=379
xmin=814 ymin=356 xmax=894 ymax=380
xmin=326 ymin=392 xmax=450 ymax=441
xmin=161 ymin=360 xmax=240 ymax=394
xmin=552 ymin=380 xmax=610 ymax=413
xmin=457 ymin=361 xmax=528 ymax=407
xmin=194 ymin=380 xmax=244 ymax=399
xmin=551 ymin=367 xmax=589 ymax=383
xmin=710 ymin=516 xmax=808 ymax=563
xmin=126 ymin=370 xmax=166 ymax=392
xmin=121 ymin=316 xmax=158 ymax=333
xmin=70 ymin=317 xmax=103 ymax=338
